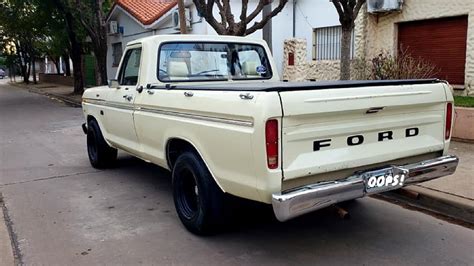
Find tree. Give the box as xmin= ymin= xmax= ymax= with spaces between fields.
xmin=0 ymin=0 xmax=43 ymax=84
xmin=331 ymin=0 xmax=366 ymax=80
xmin=193 ymin=0 xmax=289 ymax=36
xmin=51 ymin=0 xmax=86 ymax=94
xmin=74 ymin=0 xmax=112 ymax=86
xmin=40 ymin=17 xmax=71 ymax=75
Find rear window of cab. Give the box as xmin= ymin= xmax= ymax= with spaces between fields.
xmin=157 ymin=42 xmax=273 ymax=82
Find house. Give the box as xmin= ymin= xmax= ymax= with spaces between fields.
xmin=105 ymin=0 xmax=340 ymax=78
xmin=283 ymin=0 xmax=473 ymax=96
xmin=361 ymin=0 xmax=473 ymax=96
xmin=106 ymin=0 xmax=268 ymax=78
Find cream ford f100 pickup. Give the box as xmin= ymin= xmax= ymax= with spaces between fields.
xmin=82 ymin=35 xmax=458 ymax=234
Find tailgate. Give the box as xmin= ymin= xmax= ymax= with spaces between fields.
xmin=279 ymin=83 xmax=448 ymax=180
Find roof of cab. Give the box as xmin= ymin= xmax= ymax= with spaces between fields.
xmin=126 ymin=35 xmax=267 ymax=47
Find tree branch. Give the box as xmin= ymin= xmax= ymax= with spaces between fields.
xmin=222 ymin=0 xmax=236 ymax=31
xmin=245 ymin=0 xmax=288 ymax=35
xmin=331 ymin=0 xmax=344 ymax=18
xmin=353 ymin=0 xmax=366 ymax=21
xmin=246 ymin=0 xmax=266 ymax=24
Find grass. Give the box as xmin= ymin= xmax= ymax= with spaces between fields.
xmin=454 ymin=96 xmax=474 ymax=108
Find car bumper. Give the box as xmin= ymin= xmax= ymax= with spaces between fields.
xmin=272 ymin=155 xmax=459 ymax=222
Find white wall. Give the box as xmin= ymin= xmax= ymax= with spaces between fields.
xmin=107 ymin=9 xmax=155 ymax=79
xmin=272 ymin=0 xmax=340 ymax=74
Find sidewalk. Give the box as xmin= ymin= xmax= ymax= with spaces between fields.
xmin=10 ymin=81 xmax=82 ymax=107
xmin=10 ymin=81 xmax=474 ymax=225
xmin=381 ymin=141 xmax=474 ymax=225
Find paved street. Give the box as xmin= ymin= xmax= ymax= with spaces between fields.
xmin=0 ymin=80 xmax=473 ymax=265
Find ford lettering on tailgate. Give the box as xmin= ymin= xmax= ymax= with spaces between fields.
xmin=313 ymin=127 xmax=419 ymax=151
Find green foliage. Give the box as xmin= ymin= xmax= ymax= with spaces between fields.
xmin=454 ymin=96 xmax=474 ymax=108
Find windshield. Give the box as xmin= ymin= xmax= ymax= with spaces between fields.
xmin=158 ymin=42 xmax=272 ymax=82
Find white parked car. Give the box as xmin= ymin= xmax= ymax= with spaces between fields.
xmin=82 ymin=35 xmax=458 ymax=234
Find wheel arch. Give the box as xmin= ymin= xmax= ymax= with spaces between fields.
xmin=166 ymin=137 xmax=226 ymax=192
xmin=86 ymin=115 xmax=113 ymax=147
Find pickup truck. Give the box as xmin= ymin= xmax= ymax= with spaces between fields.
xmin=82 ymin=35 xmax=458 ymax=235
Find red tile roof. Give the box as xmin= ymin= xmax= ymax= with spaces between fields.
xmin=115 ymin=0 xmax=177 ymax=25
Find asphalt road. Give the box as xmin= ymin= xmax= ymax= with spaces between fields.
xmin=0 ymin=80 xmax=473 ymax=265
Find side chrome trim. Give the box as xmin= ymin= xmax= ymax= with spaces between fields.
xmin=272 ymin=155 xmax=459 ymax=222
xmin=83 ymin=100 xmax=135 ymax=111
xmin=82 ymin=99 xmax=254 ymax=127
xmin=139 ymin=107 xmax=254 ymax=127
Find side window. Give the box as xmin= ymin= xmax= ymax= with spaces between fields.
xmin=118 ymin=48 xmax=142 ymax=86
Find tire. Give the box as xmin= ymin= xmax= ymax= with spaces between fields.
xmin=87 ymin=119 xmax=117 ymax=169
xmin=172 ymin=151 xmax=226 ymax=235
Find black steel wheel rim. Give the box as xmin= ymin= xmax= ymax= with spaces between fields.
xmin=176 ymin=167 xmax=200 ymax=220
xmin=87 ymin=129 xmax=98 ymax=161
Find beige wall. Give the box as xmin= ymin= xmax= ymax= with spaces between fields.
xmin=361 ymin=0 xmax=474 ymax=95
xmin=284 ymin=0 xmax=474 ymax=96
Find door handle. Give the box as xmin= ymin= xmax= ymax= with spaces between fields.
xmin=184 ymin=91 xmax=194 ymax=97
xmin=123 ymin=94 xmax=133 ymax=101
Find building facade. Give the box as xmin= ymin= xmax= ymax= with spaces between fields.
xmin=283 ymin=0 xmax=474 ymax=96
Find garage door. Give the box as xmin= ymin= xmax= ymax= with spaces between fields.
xmin=398 ymin=16 xmax=468 ymax=85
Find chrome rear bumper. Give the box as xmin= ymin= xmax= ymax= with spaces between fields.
xmin=272 ymin=155 xmax=459 ymax=222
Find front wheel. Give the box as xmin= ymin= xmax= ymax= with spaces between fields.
xmin=172 ymin=152 xmax=226 ymax=235
xmin=87 ymin=119 xmax=117 ymax=169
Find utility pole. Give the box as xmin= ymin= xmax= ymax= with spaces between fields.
xmin=177 ymin=0 xmax=187 ymax=34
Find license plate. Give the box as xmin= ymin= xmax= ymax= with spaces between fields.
xmin=363 ymin=167 xmax=407 ymax=194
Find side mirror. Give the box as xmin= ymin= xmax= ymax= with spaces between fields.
xmin=109 ymin=79 xmax=120 ymax=89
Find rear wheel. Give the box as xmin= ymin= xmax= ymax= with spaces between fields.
xmin=87 ymin=119 xmax=117 ymax=169
xmin=172 ymin=152 xmax=226 ymax=235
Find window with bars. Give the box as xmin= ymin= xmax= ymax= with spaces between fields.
xmin=312 ymin=26 xmax=355 ymax=60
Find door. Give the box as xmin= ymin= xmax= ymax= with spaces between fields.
xmin=103 ymin=46 xmax=142 ymax=153
xmin=398 ymin=16 xmax=468 ymax=85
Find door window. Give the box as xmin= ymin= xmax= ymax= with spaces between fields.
xmin=118 ymin=48 xmax=142 ymax=86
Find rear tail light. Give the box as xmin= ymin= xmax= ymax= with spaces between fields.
xmin=445 ymin=102 xmax=453 ymax=140
xmin=265 ymin=119 xmax=279 ymax=169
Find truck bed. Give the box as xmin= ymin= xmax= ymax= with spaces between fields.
xmin=154 ymin=79 xmax=442 ymax=92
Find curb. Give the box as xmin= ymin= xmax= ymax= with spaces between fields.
xmin=375 ymin=186 xmax=474 ymax=226
xmin=40 ymin=92 xmax=82 ymax=108
xmin=9 ymin=82 xmax=81 ymax=107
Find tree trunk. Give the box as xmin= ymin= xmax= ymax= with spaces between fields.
xmin=71 ymin=50 xmax=84 ymax=94
xmin=17 ymin=51 xmax=28 ymax=84
xmin=21 ymin=65 xmax=28 ymax=83
xmin=94 ymin=41 xmax=108 ymax=85
xmin=178 ymin=0 xmax=187 ymax=34
xmin=340 ymin=27 xmax=352 ymax=80
xmin=262 ymin=3 xmax=272 ymax=51
xmin=53 ymin=0 xmax=84 ymax=93
xmin=54 ymin=58 xmax=61 ymax=75
xmin=32 ymin=56 xmax=37 ymax=84
xmin=25 ymin=61 xmax=31 ymax=84
xmin=63 ymin=54 xmax=71 ymax=76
